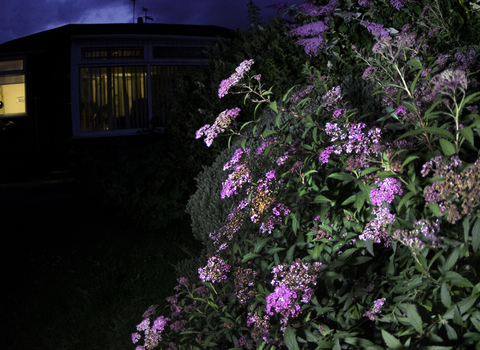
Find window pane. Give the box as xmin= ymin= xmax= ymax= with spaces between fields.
xmin=79 ymin=66 xmax=147 ymax=131
xmin=151 ymin=65 xmax=202 ymax=127
xmin=0 ymin=60 xmax=23 ymax=72
xmin=0 ymin=80 xmax=26 ymax=116
xmin=82 ymin=47 xmax=144 ymax=60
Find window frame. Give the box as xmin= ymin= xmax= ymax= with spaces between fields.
xmin=70 ymin=35 xmax=214 ymax=139
xmin=0 ymin=57 xmax=27 ymax=118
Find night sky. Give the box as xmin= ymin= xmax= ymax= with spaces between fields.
xmin=1 ymin=0 xmax=305 ymax=45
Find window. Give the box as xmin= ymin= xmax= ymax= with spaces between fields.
xmin=0 ymin=59 xmax=26 ymax=117
xmin=82 ymin=47 xmax=144 ymax=60
xmin=71 ymin=39 xmax=215 ymax=138
xmin=79 ymin=66 xmax=147 ymax=131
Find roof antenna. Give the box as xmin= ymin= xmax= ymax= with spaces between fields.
xmin=142 ymin=7 xmax=153 ymax=23
xmin=131 ymin=0 xmax=136 ymax=23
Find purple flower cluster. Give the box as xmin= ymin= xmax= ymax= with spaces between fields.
xmin=218 ymin=59 xmax=255 ymax=98
xmin=345 ymin=154 xmax=369 ymax=172
xmin=437 ymin=54 xmax=450 ymax=68
xmin=234 ymin=268 xmax=258 ymax=304
xmin=196 ymin=107 xmax=241 ymax=147
xmin=361 ymin=20 xmax=390 ymax=38
xmin=359 ymin=206 xmax=396 ymax=245
xmin=427 ymin=68 xmax=468 ymax=100
xmin=322 ymin=86 xmax=342 ymax=111
xmin=390 ymin=0 xmax=413 ymax=11
xmin=393 ymin=219 xmax=442 ymax=250
xmin=266 ymin=259 xmax=322 ymax=331
xmin=221 ymin=149 xmax=252 ymax=199
xmin=288 ymin=0 xmax=337 ymax=57
xmin=221 ymin=163 xmax=252 ymax=199
xmin=332 ymin=108 xmax=346 ymax=119
xmin=364 ymin=298 xmax=386 ymax=321
xmin=259 ymin=202 xmax=291 ymax=234
xmin=209 ymin=199 xmax=248 ymax=252
xmin=255 ymin=140 xmax=272 ymax=158
xmin=132 ymin=316 xmax=171 ymax=350
xmin=297 ymin=0 xmax=338 ymax=17
xmin=290 ymin=85 xmax=314 ymax=104
xmin=266 ymin=285 xmax=301 ymax=322
xmin=270 ymin=259 xmax=322 ymax=292
xmin=362 ymin=66 xmax=378 ymax=81
xmin=358 ymin=0 xmax=370 ymax=7
xmin=198 ymin=255 xmax=230 ymax=283
xmin=289 ymin=21 xmax=329 ymax=37
xmin=319 ymin=145 xmax=342 ymax=164
xmin=319 ymin=122 xmax=382 ymax=164
xmin=248 ymin=171 xmax=282 ymax=223
xmin=370 ymin=177 xmax=403 ymax=206
xmin=246 ymin=308 xmax=271 ymax=341
xmin=224 ymin=148 xmax=252 ymax=171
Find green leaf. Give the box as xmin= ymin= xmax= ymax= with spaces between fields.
xmin=410 ymin=67 xmax=424 ymax=97
xmin=396 ymin=127 xmax=454 ymax=141
xmin=341 ymin=195 xmax=356 ymax=206
xmin=241 ymin=138 xmax=247 ymax=150
xmin=444 ymin=249 xmax=459 ymax=272
xmin=338 ymin=248 xmax=358 ymax=260
xmin=360 ymin=167 xmax=380 ymax=176
xmin=262 ymin=129 xmax=277 ymax=138
xmin=401 ymin=101 xmax=418 ymax=114
xmin=453 ymin=305 xmax=464 ymax=326
xmin=463 ymin=217 xmax=470 ymax=244
xmin=463 ymin=91 xmax=480 ymax=105
xmin=408 ymin=58 xmax=423 ymax=70
xmin=445 ymin=323 xmax=457 ymax=340
xmin=314 ymin=195 xmax=333 ymax=204
xmin=287 ymin=245 xmax=295 ymax=263
xmin=444 ymin=295 xmax=478 ymax=319
xmin=241 ymin=253 xmax=261 ymax=263
xmin=269 ymin=100 xmax=278 ymax=113
xmin=267 ymin=247 xmax=286 ymax=255
xmin=283 ymin=86 xmax=297 ymax=102
xmin=328 ymin=172 xmax=356 ymax=182
xmin=460 ymin=126 xmax=474 ymax=147
xmin=426 ymin=203 xmax=441 ymax=217
xmin=381 ymin=329 xmax=403 ymax=349
xmin=284 ymin=326 xmax=300 ymax=350
xmin=441 ymin=282 xmax=452 ymax=308
xmin=405 ymin=304 xmax=424 ymax=334
xmin=472 ymin=217 xmax=480 ymax=252
xmin=398 ymin=192 xmax=415 ymax=212
xmin=254 ymin=237 xmax=272 ymax=253
xmin=276 ymin=112 xmax=283 ymax=128
xmin=364 ymin=239 xmax=375 ymax=257
xmin=401 ymin=156 xmax=419 ymax=170
xmin=440 ymin=139 xmax=456 ymax=156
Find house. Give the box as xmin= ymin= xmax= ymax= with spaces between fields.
xmin=0 ymin=22 xmax=234 ymax=180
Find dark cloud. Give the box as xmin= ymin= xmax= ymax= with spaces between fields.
xmin=0 ymin=0 xmax=305 ymax=45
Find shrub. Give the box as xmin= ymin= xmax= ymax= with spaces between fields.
xmin=131 ymin=1 xmax=480 ymax=349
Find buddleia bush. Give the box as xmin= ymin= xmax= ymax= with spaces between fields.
xmin=130 ymin=1 xmax=480 ymax=349
xmin=186 ymin=105 xmax=304 ymax=250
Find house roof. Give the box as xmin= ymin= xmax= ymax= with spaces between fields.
xmin=0 ymin=23 xmax=236 ymax=55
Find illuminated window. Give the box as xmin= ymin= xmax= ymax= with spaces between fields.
xmin=0 ymin=59 xmax=26 ymax=117
xmin=79 ymin=66 xmax=147 ymax=131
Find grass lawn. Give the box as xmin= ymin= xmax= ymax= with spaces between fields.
xmin=2 ymin=177 xmax=198 ymax=350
